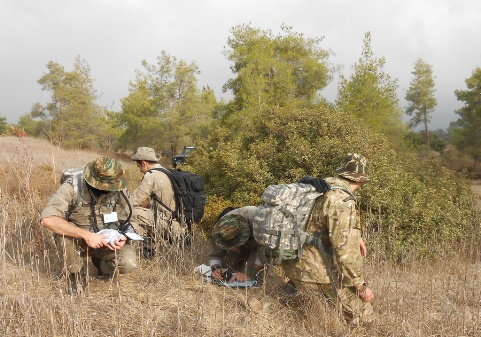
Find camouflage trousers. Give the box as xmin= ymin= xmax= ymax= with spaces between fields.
xmin=131 ymin=206 xmax=187 ymax=242
xmin=55 ymin=234 xmax=138 ymax=275
xmin=282 ymin=245 xmax=374 ymax=324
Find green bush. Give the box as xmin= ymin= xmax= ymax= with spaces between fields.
xmin=189 ymin=106 xmax=479 ymax=260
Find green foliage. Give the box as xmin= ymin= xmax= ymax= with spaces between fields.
xmin=189 ymin=105 xmax=477 ymax=260
xmin=16 ymin=112 xmax=46 ymax=137
xmin=32 ymin=56 xmax=106 ymax=149
xmin=336 ymin=32 xmax=405 ymax=141
xmin=450 ymin=67 xmax=481 ymax=165
xmin=115 ymin=51 xmax=218 ymax=154
xmin=404 ymin=130 xmax=447 ymax=154
xmin=223 ymin=24 xmax=333 ymax=113
xmin=0 ymin=116 xmax=7 ymax=134
xmin=405 ymin=59 xmax=437 ymax=130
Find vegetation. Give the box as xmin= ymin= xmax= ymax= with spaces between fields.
xmin=223 ymin=24 xmax=333 ymax=114
xmin=26 ymin=56 xmax=112 ymax=149
xmin=114 ymin=51 xmax=218 ymax=154
xmin=336 ymin=32 xmax=405 ymax=142
xmin=2 ymin=23 xmax=481 ymax=336
xmin=0 ymin=116 xmax=7 ymax=134
xmin=0 ymin=136 xmax=480 ymax=336
xmin=191 ymin=105 xmax=478 ymax=260
xmin=450 ymin=66 xmax=481 ymax=171
xmin=405 ymin=59 xmax=437 ymax=152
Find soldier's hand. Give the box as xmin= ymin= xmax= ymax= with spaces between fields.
xmin=360 ymin=238 xmax=367 ymax=257
xmin=229 ymin=272 xmax=249 ymax=282
xmin=358 ymin=287 xmax=375 ymax=302
xmin=106 ymin=236 xmax=127 ymax=250
xmin=84 ymin=232 xmax=107 ymax=249
xmin=211 ymin=265 xmax=223 ymax=280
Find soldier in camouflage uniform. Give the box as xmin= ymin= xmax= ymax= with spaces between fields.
xmin=208 ymin=206 xmax=265 ymax=282
xmin=40 ymin=157 xmax=138 ymax=295
xmin=282 ymin=153 xmax=375 ymax=325
xmin=130 ymin=147 xmax=181 ymax=255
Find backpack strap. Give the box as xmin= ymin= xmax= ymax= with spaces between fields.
xmin=147 ymin=168 xmax=178 ymax=217
xmin=329 ymin=186 xmax=357 ymax=203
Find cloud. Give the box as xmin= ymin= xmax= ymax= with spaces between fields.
xmin=1 ymin=0 xmax=481 ymax=131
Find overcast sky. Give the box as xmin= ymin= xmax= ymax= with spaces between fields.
xmin=2 ymin=0 xmax=481 ymax=130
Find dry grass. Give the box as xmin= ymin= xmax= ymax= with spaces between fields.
xmin=1 ymin=136 xmax=480 ymax=336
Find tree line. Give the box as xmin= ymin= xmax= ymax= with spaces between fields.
xmin=1 ymin=24 xmax=480 ymax=259
xmin=1 ymin=25 xmax=480 ymax=165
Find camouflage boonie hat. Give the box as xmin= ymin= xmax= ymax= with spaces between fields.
xmin=131 ymin=147 xmax=160 ymax=162
xmin=336 ymin=153 xmax=369 ymax=182
xmin=84 ymin=157 xmax=128 ymax=191
xmin=211 ymin=214 xmax=250 ymax=250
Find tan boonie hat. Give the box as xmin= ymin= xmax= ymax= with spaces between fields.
xmin=84 ymin=157 xmax=128 ymax=191
xmin=131 ymin=147 xmax=160 ymax=162
xmin=336 ymin=153 xmax=369 ymax=182
xmin=211 ymin=214 xmax=250 ymax=250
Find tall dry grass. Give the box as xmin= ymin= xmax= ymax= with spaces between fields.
xmin=0 ymin=136 xmax=480 ymax=336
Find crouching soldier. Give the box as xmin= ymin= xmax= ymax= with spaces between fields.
xmin=208 ymin=206 xmax=265 ymax=282
xmin=40 ymin=157 xmax=138 ymax=295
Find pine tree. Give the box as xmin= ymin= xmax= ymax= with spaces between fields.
xmin=405 ymin=59 xmax=437 ymax=152
xmin=336 ymin=32 xmax=404 ymax=140
xmin=450 ymin=67 xmax=481 ymax=171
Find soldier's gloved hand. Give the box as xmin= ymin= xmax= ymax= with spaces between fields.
xmin=97 ymin=229 xmax=125 ymax=245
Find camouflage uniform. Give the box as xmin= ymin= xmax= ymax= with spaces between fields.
xmin=208 ymin=206 xmax=265 ymax=276
xmin=130 ymin=147 xmax=182 ymax=245
xmin=40 ymin=157 xmax=137 ymax=276
xmin=282 ymin=154 xmax=374 ymax=324
xmin=131 ymin=163 xmax=182 ymax=240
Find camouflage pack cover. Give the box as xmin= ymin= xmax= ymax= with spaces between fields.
xmin=60 ymin=166 xmax=85 ymax=208
xmin=252 ymin=182 xmax=353 ymax=261
xmin=253 ymin=183 xmax=321 ymax=255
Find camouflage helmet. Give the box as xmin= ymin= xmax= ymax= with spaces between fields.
xmin=83 ymin=157 xmax=128 ymax=191
xmin=211 ymin=214 xmax=250 ymax=250
xmin=336 ymin=153 xmax=369 ymax=182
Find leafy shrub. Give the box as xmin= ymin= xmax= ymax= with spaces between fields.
xmin=190 ymin=106 xmax=479 ymax=260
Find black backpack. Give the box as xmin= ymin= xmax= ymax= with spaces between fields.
xmin=149 ymin=168 xmax=206 ymax=232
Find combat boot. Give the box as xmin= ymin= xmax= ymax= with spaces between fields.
xmin=284 ymin=279 xmax=298 ymax=295
xmin=68 ymin=269 xmax=87 ymax=295
xmin=91 ymin=256 xmax=104 ymax=276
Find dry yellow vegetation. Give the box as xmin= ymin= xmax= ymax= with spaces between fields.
xmin=0 ymin=136 xmax=480 ymax=336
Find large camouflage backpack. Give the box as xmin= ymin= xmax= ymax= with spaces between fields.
xmin=252 ymin=180 xmax=355 ymax=263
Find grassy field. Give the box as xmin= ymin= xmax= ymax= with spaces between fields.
xmin=1 ymin=136 xmax=480 ymax=337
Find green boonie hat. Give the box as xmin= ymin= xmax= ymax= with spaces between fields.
xmin=131 ymin=147 xmax=160 ymax=162
xmin=336 ymin=153 xmax=370 ymax=182
xmin=84 ymin=157 xmax=128 ymax=191
xmin=211 ymin=214 xmax=250 ymax=250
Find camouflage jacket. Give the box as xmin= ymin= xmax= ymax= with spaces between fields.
xmin=307 ymin=176 xmax=365 ymax=287
xmin=207 ymin=206 xmax=266 ymax=269
xmin=40 ymin=179 xmax=132 ymax=232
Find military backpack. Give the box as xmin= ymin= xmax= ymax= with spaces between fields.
xmin=252 ymin=178 xmax=355 ymax=262
xmin=149 ymin=168 xmax=206 ymax=233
